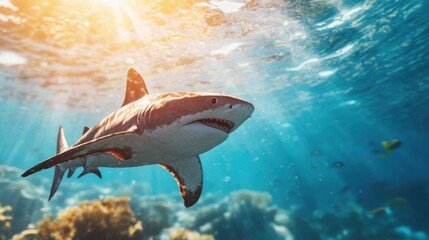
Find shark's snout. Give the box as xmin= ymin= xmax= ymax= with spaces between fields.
xmin=232 ymin=101 xmax=254 ymax=117
xmin=226 ymin=102 xmax=254 ymax=133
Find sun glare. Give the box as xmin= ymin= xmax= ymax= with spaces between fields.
xmin=99 ymin=0 xmax=123 ymax=7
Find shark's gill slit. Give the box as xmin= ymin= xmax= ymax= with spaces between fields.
xmin=104 ymin=149 xmax=129 ymax=161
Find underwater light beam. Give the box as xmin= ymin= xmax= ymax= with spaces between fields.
xmin=98 ymin=0 xmax=123 ymax=7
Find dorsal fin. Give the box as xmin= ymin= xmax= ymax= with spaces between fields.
xmin=57 ymin=126 xmax=68 ymax=153
xmin=82 ymin=126 xmax=89 ymax=135
xmin=121 ymin=68 xmax=148 ymax=107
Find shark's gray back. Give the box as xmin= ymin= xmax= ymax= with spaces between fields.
xmin=73 ymin=100 xmax=143 ymax=146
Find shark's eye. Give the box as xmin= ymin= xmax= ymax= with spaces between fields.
xmin=211 ymin=97 xmax=218 ymax=105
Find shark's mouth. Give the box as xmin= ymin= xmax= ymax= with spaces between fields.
xmin=197 ymin=118 xmax=235 ymax=133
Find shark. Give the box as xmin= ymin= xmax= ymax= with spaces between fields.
xmin=22 ymin=68 xmax=254 ymax=207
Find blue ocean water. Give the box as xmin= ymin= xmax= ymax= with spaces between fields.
xmin=1 ymin=0 xmax=428 ymax=239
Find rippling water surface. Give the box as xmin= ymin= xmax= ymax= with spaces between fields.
xmin=1 ymin=0 xmax=429 ymax=239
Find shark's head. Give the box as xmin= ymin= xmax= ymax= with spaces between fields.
xmin=141 ymin=92 xmax=254 ymax=157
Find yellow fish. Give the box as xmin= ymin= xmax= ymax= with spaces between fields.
xmin=371 ymin=197 xmax=407 ymax=217
xmin=380 ymin=139 xmax=402 ymax=159
xmin=371 ymin=207 xmax=392 ymax=217
xmin=386 ymin=197 xmax=407 ymax=209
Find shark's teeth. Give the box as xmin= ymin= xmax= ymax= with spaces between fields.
xmin=197 ymin=118 xmax=234 ymax=133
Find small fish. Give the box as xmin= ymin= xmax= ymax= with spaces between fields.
xmin=310 ymin=149 xmax=321 ymax=157
xmin=371 ymin=207 xmax=392 ymax=217
xmin=370 ymin=197 xmax=407 ymax=217
xmin=386 ymin=197 xmax=408 ymax=209
xmin=339 ymin=186 xmax=349 ymax=193
xmin=380 ymin=139 xmax=402 ymax=159
xmin=382 ymin=139 xmax=402 ymax=150
xmin=332 ymin=161 xmax=344 ymax=168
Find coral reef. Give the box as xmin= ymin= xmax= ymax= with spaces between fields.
xmin=186 ymin=190 xmax=292 ymax=240
xmin=368 ymin=180 xmax=429 ymax=233
xmin=286 ymin=203 xmax=428 ymax=240
xmin=0 ymin=204 xmax=12 ymax=240
xmin=3 ymin=164 xmax=427 ymax=240
xmin=11 ymin=229 xmax=38 ymax=240
xmin=0 ymin=166 xmax=44 ymax=238
xmin=36 ymin=197 xmax=143 ymax=240
xmin=169 ymin=228 xmax=214 ymax=240
xmin=131 ymin=195 xmax=176 ymax=239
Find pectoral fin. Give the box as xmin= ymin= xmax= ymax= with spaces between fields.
xmin=49 ymin=126 xmax=69 ymax=200
xmin=22 ymin=130 xmax=141 ymax=177
xmin=49 ymin=165 xmax=66 ymax=201
xmin=160 ymin=156 xmax=203 ymax=208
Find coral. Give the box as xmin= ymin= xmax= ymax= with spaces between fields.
xmin=287 ymin=211 xmax=320 ymax=240
xmin=187 ymin=190 xmax=292 ymax=240
xmin=36 ymin=197 xmax=143 ymax=240
xmin=286 ymin=203 xmax=412 ymax=240
xmin=394 ymin=226 xmax=428 ymax=240
xmin=368 ymin=180 xmax=429 ymax=233
xmin=11 ymin=229 xmax=38 ymax=240
xmin=0 ymin=166 xmax=44 ymax=238
xmin=131 ymin=195 xmax=176 ymax=239
xmin=169 ymin=228 xmax=214 ymax=240
xmin=0 ymin=204 xmax=12 ymax=240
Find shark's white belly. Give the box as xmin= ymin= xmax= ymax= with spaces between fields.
xmin=64 ymin=131 xmax=180 ymax=170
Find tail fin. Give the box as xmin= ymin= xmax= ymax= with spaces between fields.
xmin=49 ymin=126 xmax=69 ymax=201
xmin=379 ymin=150 xmax=391 ymax=160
